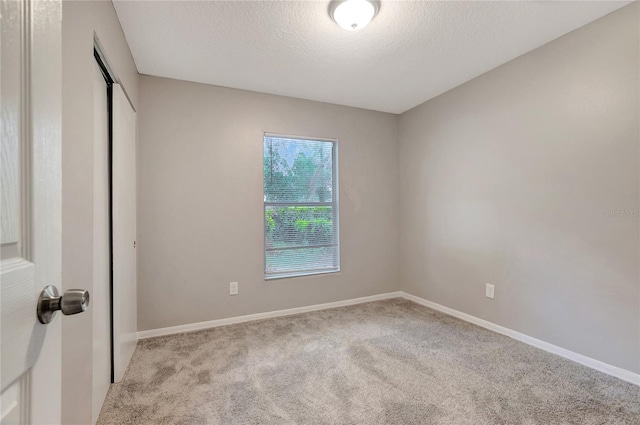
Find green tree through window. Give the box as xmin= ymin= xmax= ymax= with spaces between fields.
xmin=263 ymin=135 xmax=339 ymax=279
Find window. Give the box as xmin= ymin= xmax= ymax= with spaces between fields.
xmin=263 ymin=134 xmax=339 ymax=279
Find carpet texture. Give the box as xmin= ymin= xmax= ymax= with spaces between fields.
xmin=97 ymin=298 xmax=640 ymax=424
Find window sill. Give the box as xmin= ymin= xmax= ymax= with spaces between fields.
xmin=265 ymin=268 xmax=340 ymax=281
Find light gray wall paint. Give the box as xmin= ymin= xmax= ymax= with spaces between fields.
xmin=399 ymin=4 xmax=639 ymax=374
xmin=134 ymin=2 xmax=637 ymax=379
xmin=137 ymin=76 xmax=400 ymax=331
xmin=61 ymin=2 xmax=138 ymax=424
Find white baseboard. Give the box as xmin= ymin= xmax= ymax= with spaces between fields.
xmin=137 ymin=291 xmax=403 ymax=340
xmin=399 ymin=291 xmax=640 ymax=386
xmin=135 ymin=289 xmax=639 ymax=386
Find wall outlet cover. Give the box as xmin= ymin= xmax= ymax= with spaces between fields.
xmin=230 ymin=281 xmax=239 ymax=296
xmin=486 ymin=283 xmax=495 ymax=299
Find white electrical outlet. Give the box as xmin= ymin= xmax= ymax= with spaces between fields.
xmin=230 ymin=281 xmax=238 ymax=296
xmin=485 ymin=283 xmax=495 ymax=299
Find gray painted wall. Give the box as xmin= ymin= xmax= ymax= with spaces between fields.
xmin=135 ymin=2 xmax=638 ymax=379
xmin=399 ymin=4 xmax=639 ymax=374
xmin=137 ymin=76 xmax=400 ymax=331
xmin=61 ymin=1 xmax=138 ymax=423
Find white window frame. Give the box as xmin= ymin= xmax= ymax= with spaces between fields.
xmin=263 ymin=132 xmax=340 ymax=280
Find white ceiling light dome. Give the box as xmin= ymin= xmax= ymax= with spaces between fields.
xmin=329 ymin=0 xmax=381 ymax=31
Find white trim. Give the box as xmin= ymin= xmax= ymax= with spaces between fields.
xmin=94 ymin=34 xmax=136 ymax=112
xmin=137 ymin=292 xmax=403 ymax=340
xmin=263 ymin=132 xmax=338 ymax=143
xmin=399 ymin=291 xmax=640 ymax=386
xmin=135 ymin=289 xmax=639 ymax=386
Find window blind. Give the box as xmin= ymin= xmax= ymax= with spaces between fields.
xmin=263 ymin=135 xmax=339 ymax=279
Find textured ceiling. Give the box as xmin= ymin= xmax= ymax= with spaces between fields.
xmin=113 ymin=0 xmax=631 ymax=113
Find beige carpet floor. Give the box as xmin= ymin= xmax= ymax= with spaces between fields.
xmin=97 ymin=298 xmax=640 ymax=424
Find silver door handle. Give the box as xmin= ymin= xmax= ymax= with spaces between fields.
xmin=37 ymin=285 xmax=90 ymax=324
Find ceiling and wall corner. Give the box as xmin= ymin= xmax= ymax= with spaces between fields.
xmin=112 ymin=0 xmax=630 ymax=114
xmin=398 ymin=3 xmax=639 ymax=374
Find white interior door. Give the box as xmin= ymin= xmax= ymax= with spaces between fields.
xmin=1 ymin=0 xmax=63 ymax=424
xmin=112 ymin=84 xmax=137 ymax=383
xmin=92 ymin=62 xmax=110 ymax=424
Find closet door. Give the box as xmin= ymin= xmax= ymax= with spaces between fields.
xmin=112 ymin=84 xmax=137 ymax=383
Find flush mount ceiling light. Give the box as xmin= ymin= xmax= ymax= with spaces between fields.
xmin=329 ymin=0 xmax=380 ymax=31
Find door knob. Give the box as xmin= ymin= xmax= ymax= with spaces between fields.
xmin=37 ymin=285 xmax=90 ymax=324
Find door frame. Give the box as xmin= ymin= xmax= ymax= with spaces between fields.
xmin=93 ymin=46 xmax=116 ymax=384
